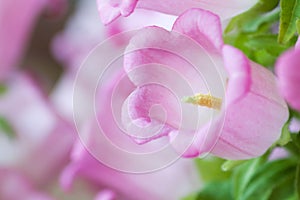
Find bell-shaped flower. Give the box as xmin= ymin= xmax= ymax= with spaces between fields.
xmin=97 ymin=0 xmax=258 ymax=24
xmin=122 ymin=8 xmax=288 ymax=160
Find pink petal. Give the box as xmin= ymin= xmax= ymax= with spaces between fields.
xmin=222 ymin=45 xmax=251 ymax=105
xmin=275 ymin=48 xmax=300 ymax=111
xmin=290 ymin=118 xmax=300 ymax=133
xmin=0 ymin=73 xmax=75 ymax=184
xmin=61 ymin=121 xmax=201 ymax=200
xmin=172 ymin=8 xmax=223 ymax=51
xmin=94 ymin=190 xmax=116 ymax=200
xmin=97 ymin=0 xmax=138 ymax=24
xmin=97 ymin=0 xmax=257 ymax=24
xmin=0 ymin=169 xmax=54 ymax=200
xmin=211 ymin=63 xmax=289 ymax=159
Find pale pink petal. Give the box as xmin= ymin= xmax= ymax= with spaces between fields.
xmin=290 ymin=118 xmax=300 ymax=133
xmin=61 ymin=122 xmax=201 ymax=200
xmin=97 ymin=0 xmax=257 ymax=24
xmin=51 ymin=0 xmax=175 ymax=71
xmin=211 ymin=64 xmax=289 ymax=159
xmin=172 ymin=8 xmax=223 ymax=51
xmin=94 ymin=190 xmax=116 ymax=200
xmin=0 ymin=73 xmax=75 ymax=185
xmin=275 ymin=48 xmax=300 ymax=111
xmin=222 ymin=45 xmax=251 ymax=105
xmin=296 ymin=37 xmax=300 ymax=49
xmin=0 ymin=169 xmax=54 ymax=200
xmin=97 ymin=0 xmax=138 ymax=24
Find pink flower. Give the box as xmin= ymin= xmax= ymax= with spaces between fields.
xmin=122 ymin=8 xmax=288 ymax=160
xmin=0 ymin=0 xmax=67 ymax=81
xmin=275 ymin=42 xmax=300 ymax=112
xmin=0 ymin=73 xmax=74 ymax=185
xmin=60 ymin=71 xmax=201 ymax=200
xmin=0 ymin=169 xmax=53 ymax=200
xmin=97 ymin=0 xmax=258 ymax=24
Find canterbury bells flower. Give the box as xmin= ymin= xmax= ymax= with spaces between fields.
xmin=121 ymin=9 xmax=289 ymax=160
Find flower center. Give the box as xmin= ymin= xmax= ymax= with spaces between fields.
xmin=183 ymin=94 xmax=222 ymax=110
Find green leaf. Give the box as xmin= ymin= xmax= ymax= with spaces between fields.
xmin=196 ymin=181 xmax=233 ymax=200
xmin=0 ymin=84 xmax=7 ymax=96
xmin=225 ymin=0 xmax=279 ymax=33
xmin=195 ymin=157 xmax=231 ymax=182
xmin=290 ymin=108 xmax=300 ymax=120
xmin=232 ymin=156 xmax=268 ymax=199
xmin=295 ymin=163 xmax=300 ymax=199
xmin=268 ymin=171 xmax=295 ymax=200
xmin=224 ymin=33 xmax=297 ymax=67
xmin=276 ymin=122 xmax=292 ymax=146
xmin=278 ymin=0 xmax=300 ymax=44
xmin=239 ymin=159 xmax=297 ymax=200
xmin=0 ymin=116 xmax=16 ymax=139
xmin=221 ymin=160 xmax=248 ymax=171
xmin=181 ymin=193 xmax=198 ymax=200
xmin=297 ymin=19 xmax=300 ymax=34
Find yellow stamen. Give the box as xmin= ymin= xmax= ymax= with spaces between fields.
xmin=183 ymin=93 xmax=222 ymax=110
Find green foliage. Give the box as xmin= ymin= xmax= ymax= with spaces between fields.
xmin=235 ymin=159 xmax=297 ymax=200
xmin=0 ymin=84 xmax=7 ymax=96
xmin=224 ymin=0 xmax=298 ymax=67
xmin=278 ymin=0 xmax=300 ymax=44
xmin=221 ymin=160 xmax=247 ymax=171
xmin=295 ymin=163 xmax=300 ymax=199
xmin=225 ymin=0 xmax=279 ymax=34
xmin=0 ymin=116 xmax=16 ymax=139
xmin=194 ymin=157 xmax=231 ymax=182
xmin=196 ymin=181 xmax=233 ymax=200
xmin=276 ymin=122 xmax=292 ymax=146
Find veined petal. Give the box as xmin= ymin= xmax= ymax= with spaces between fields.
xmin=276 ymin=48 xmax=300 ymax=111
xmin=172 ymin=8 xmax=223 ymax=51
xmin=211 ymin=64 xmax=289 ymax=159
xmin=222 ymin=45 xmax=251 ymax=105
xmin=97 ymin=0 xmax=258 ymax=24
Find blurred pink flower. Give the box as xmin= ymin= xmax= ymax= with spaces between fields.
xmin=0 ymin=73 xmax=74 ymax=187
xmin=122 ymin=9 xmax=288 ymax=160
xmin=290 ymin=118 xmax=300 ymax=133
xmin=0 ymin=169 xmax=53 ymax=200
xmin=60 ymin=124 xmax=201 ymax=200
xmin=0 ymin=0 xmax=67 ymax=81
xmin=97 ymin=0 xmax=258 ymax=24
xmin=275 ymin=42 xmax=300 ymax=112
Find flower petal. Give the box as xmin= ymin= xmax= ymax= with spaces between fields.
xmin=97 ymin=0 xmax=258 ymax=24
xmin=172 ymin=8 xmax=223 ymax=51
xmin=97 ymin=0 xmax=138 ymax=24
xmin=276 ymin=48 xmax=300 ymax=111
xmin=222 ymin=45 xmax=251 ymax=105
xmin=211 ymin=64 xmax=289 ymax=159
